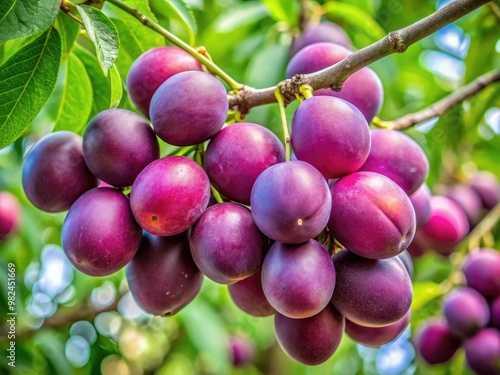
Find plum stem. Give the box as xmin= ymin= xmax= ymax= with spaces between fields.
xmin=274 ymin=84 xmax=291 ymax=162
xmin=299 ymin=85 xmax=314 ymax=100
xmin=211 ymin=186 xmax=224 ymax=204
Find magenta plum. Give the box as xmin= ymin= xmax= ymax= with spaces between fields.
xmin=126 ymin=231 xmax=203 ymax=316
xmin=22 ymin=131 xmax=98 ymax=212
xmin=228 ymin=269 xmax=275 ymax=317
xmin=126 ymin=46 xmax=202 ymax=118
xmin=262 ymin=240 xmax=335 ymax=319
xmin=250 ymin=161 xmax=331 ymax=244
xmin=62 ymin=188 xmax=142 ymax=276
xmin=464 ymin=328 xmax=500 ymax=375
xmin=328 ymin=172 xmax=416 ymax=259
xmin=491 ymin=295 xmax=500 ymax=329
xmin=291 ymin=96 xmax=371 ymax=179
xmin=290 ymin=21 xmax=352 ymax=56
xmin=189 ymin=203 xmax=268 ymax=284
xmin=204 ymin=122 xmax=285 ymax=204
xmin=410 ymin=184 xmax=432 ymax=228
xmin=0 ymin=192 xmax=20 ymax=240
xmin=274 ymin=305 xmax=344 ymax=366
xmin=469 ymin=171 xmax=500 ymax=210
xmin=130 ymin=156 xmax=210 ymax=236
xmin=414 ymin=319 xmax=461 ymax=365
xmin=397 ymin=250 xmax=413 ymax=277
xmin=83 ymin=109 xmax=159 ymax=187
xmin=229 ymin=337 xmax=255 ymax=367
xmin=331 ymin=250 xmax=412 ymax=327
xmin=445 ymin=184 xmax=482 ymax=227
xmin=150 ymin=71 xmax=228 ymax=146
xmin=461 ymin=249 xmax=500 ymax=297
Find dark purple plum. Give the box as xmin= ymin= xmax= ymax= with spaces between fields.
xmin=328 ymin=172 xmax=416 ymax=259
xmin=150 ymin=71 xmax=228 ymax=146
xmin=414 ymin=319 xmax=461 ymax=365
xmin=126 ymin=231 xmax=203 ymax=316
xmin=204 ymin=122 xmax=285 ymax=204
xmin=470 ymin=171 xmax=500 ymax=210
xmin=130 ymin=156 xmax=210 ymax=236
xmin=251 ymin=161 xmax=331 ymax=244
xmin=83 ymin=109 xmax=159 ymax=187
xmin=418 ymin=196 xmax=469 ymax=256
xmin=229 ymin=337 xmax=255 ymax=367
xmin=462 ymin=249 xmax=500 ymax=297
xmin=126 ymin=46 xmax=202 ymax=118
xmin=291 ymin=96 xmax=371 ymax=179
xmin=286 ymin=42 xmax=383 ymax=122
xmin=445 ymin=184 xmax=482 ymax=227
xmin=410 ymin=184 xmax=432 ymax=228
xmin=0 ymin=192 xmax=20 ymax=240
xmin=345 ymin=310 xmax=410 ymax=347
xmin=464 ymin=328 xmax=500 ymax=375
xmin=397 ymin=250 xmax=413 ymax=277
xmin=290 ymin=21 xmax=352 ymax=56
xmin=274 ymin=304 xmax=344 ymax=366
xmin=189 ymin=203 xmax=268 ymax=284
xmin=443 ymin=287 xmax=490 ymax=338
xmin=262 ymin=240 xmax=335 ymax=319
xmin=406 ymin=234 xmax=427 ymax=259
xmin=491 ymin=295 xmax=500 ymax=329
xmin=358 ymin=130 xmax=429 ymax=195
xmin=331 ymin=250 xmax=412 ymax=327
xmin=62 ymin=188 xmax=142 ymax=276
xmin=228 ymin=269 xmax=275 ymax=317
xmin=22 ymin=131 xmax=98 ymax=212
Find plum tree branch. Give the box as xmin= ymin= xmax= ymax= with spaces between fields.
xmin=229 ymin=0 xmax=491 ymax=114
xmin=373 ymin=69 xmax=500 ymax=130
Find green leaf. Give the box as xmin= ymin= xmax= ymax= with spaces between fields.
xmin=109 ymin=64 xmax=122 ymax=108
xmin=212 ymin=2 xmax=269 ymax=33
xmin=411 ymin=281 xmax=444 ymax=313
xmin=261 ymin=0 xmax=298 ymax=26
xmin=111 ymin=17 xmax=144 ymax=78
xmin=54 ymin=12 xmax=81 ymax=62
xmin=150 ymin=0 xmax=197 ymax=45
xmin=0 ymin=0 xmax=60 ymax=44
xmin=53 ymin=52 xmax=93 ymax=133
xmin=0 ymin=27 xmax=61 ymax=149
xmin=76 ymin=4 xmax=119 ymax=75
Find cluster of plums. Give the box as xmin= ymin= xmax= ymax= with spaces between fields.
xmin=415 ymin=249 xmax=500 ymax=375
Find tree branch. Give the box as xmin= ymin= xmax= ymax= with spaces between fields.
xmin=373 ymin=69 xmax=500 ymax=130
xmin=229 ymin=0 xmax=490 ymax=113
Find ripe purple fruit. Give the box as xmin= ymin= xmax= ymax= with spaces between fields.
xmin=291 ymin=96 xmax=371 ymax=179
xmin=290 ymin=21 xmax=352 ymax=56
xmin=462 ymin=249 xmax=500 ymax=297
xmin=22 ymin=131 xmax=98 ymax=212
xmin=331 ymin=250 xmax=412 ymax=327
xmin=126 ymin=46 xmax=202 ymax=118
xmin=445 ymin=184 xmax=482 ymax=227
xmin=228 ymin=269 xmax=275 ymax=317
xmin=130 ymin=156 xmax=210 ymax=236
xmin=204 ymin=122 xmax=285 ymax=204
xmin=83 ymin=109 xmax=159 ymax=187
xmin=229 ymin=337 xmax=255 ymax=367
xmin=464 ymin=328 xmax=500 ymax=375
xmin=410 ymin=184 xmax=432 ymax=228
xmin=397 ymin=250 xmax=413 ymax=277
xmin=274 ymin=305 xmax=344 ymax=366
xmin=189 ymin=203 xmax=268 ymax=284
xmin=262 ymin=240 xmax=335 ymax=319
xmin=126 ymin=231 xmax=203 ymax=316
xmin=251 ymin=161 xmax=331 ymax=244
xmin=414 ymin=319 xmax=461 ymax=365
xmin=150 ymin=71 xmax=228 ymax=146
xmin=62 ymin=188 xmax=142 ymax=276
xmin=328 ymin=172 xmax=416 ymax=259
xmin=0 ymin=192 xmax=20 ymax=240
xmin=491 ymin=295 xmax=500 ymax=329
xmin=469 ymin=171 xmax=500 ymax=210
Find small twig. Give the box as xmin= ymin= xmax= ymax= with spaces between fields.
xmin=60 ymin=2 xmax=85 ymax=26
xmin=467 ymin=201 xmax=500 ymax=251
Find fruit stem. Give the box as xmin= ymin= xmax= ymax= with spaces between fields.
xmin=274 ymin=84 xmax=291 ymax=162
xmin=105 ymin=0 xmax=242 ymax=91
xmin=371 ymin=117 xmax=394 ymax=129
xmin=299 ymin=84 xmax=314 ymax=99
xmin=167 ymin=145 xmax=196 ymax=157
xmin=467 ymin=201 xmax=500 ymax=251
xmin=211 ymin=186 xmax=224 ymax=204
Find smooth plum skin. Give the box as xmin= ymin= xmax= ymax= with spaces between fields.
xmin=150 ymin=71 xmax=228 ymax=146
xmin=464 ymin=328 xmax=500 ymax=375
xmin=345 ymin=310 xmax=410 ymax=347
xmin=262 ymin=240 xmax=335 ymax=319
xmin=130 ymin=156 xmax=210 ymax=236
xmin=491 ymin=295 xmax=500 ymax=329
xmin=204 ymin=122 xmax=285 ymax=204
xmin=418 ymin=196 xmax=470 ymax=256
xmin=0 ymin=192 xmax=20 ymax=240
xmin=397 ymin=250 xmax=413 ymax=278
xmin=291 ymin=96 xmax=371 ymax=179
xmin=443 ymin=287 xmax=490 ymax=338
xmin=83 ymin=109 xmax=159 ymax=187
xmin=62 ymin=188 xmax=142 ymax=276
xmin=470 ymin=171 xmax=500 ymax=210
xmin=358 ymin=130 xmax=429 ymax=195
xmin=445 ymin=184 xmax=482 ymax=227
xmin=462 ymin=248 xmax=500 ymax=297
xmin=274 ymin=305 xmax=344 ymax=366
xmin=286 ymin=42 xmax=383 ymax=122
xmin=22 ymin=131 xmax=98 ymax=212
xmin=410 ymin=184 xmax=432 ymax=228
xmin=290 ymin=21 xmax=352 ymax=56
xmin=228 ymin=269 xmax=275 ymax=317
xmin=328 ymin=172 xmax=416 ymax=259
xmin=250 ymin=161 xmax=331 ymax=244
xmin=229 ymin=337 xmax=255 ymax=367
xmin=414 ymin=319 xmax=461 ymax=365
xmin=189 ymin=203 xmax=268 ymax=284
xmin=126 ymin=46 xmax=202 ymax=118
xmin=126 ymin=231 xmax=203 ymax=316
xmin=331 ymin=250 xmax=412 ymax=327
